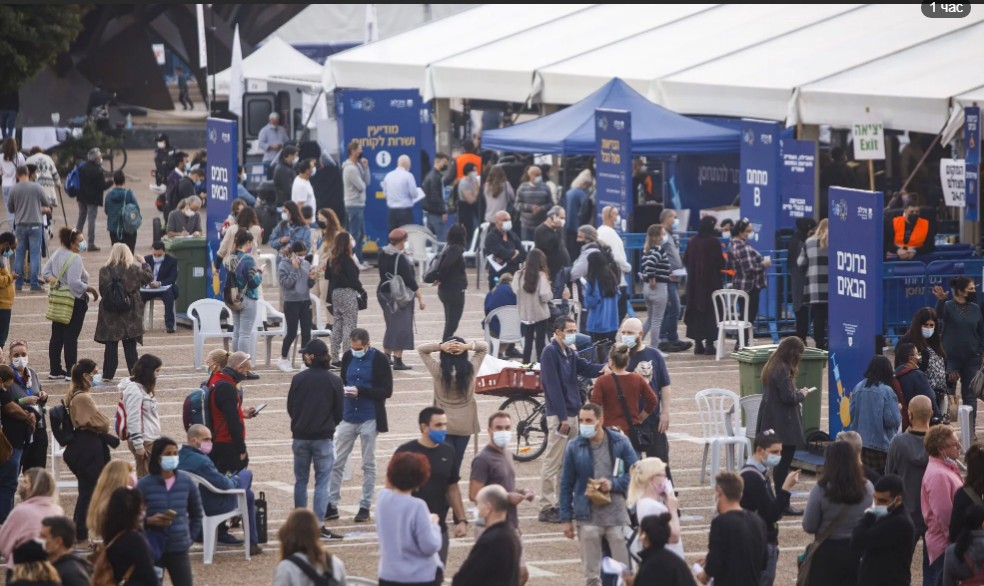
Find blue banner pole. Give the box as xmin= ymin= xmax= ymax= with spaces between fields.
xmin=206 ymin=118 xmax=238 ymax=300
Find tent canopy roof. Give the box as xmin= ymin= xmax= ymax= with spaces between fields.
xmin=211 ymin=37 xmax=322 ymax=94
xmin=480 ymin=78 xmax=739 ymax=155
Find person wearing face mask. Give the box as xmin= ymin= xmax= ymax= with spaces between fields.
xmin=41 ymin=227 xmax=98 ymax=379
xmin=395 ymin=407 xmax=470 ymax=565
xmin=0 ymin=364 xmax=35 ymax=523
xmin=141 ymin=241 xmax=179 ymax=333
xmin=886 ymin=193 xmax=935 ymax=260
xmin=933 ymin=276 xmax=984 ymax=431
xmin=225 ymin=230 xmax=263 ymax=360
xmin=452 ymin=484 xmax=523 ymax=586
xmin=381 ymin=155 xmax=418 ymax=231
xmin=895 ymin=342 xmax=942 ymax=427
xmin=291 ymin=157 xmax=318 ymax=215
xmin=484 ymin=211 xmax=526 ymax=291
xmin=656 ymin=209 xmax=693 ymax=352
xmin=177 ymin=424 xmax=262 ymax=554
xmin=538 ymin=317 xmax=606 ymax=524
xmin=638 ymin=224 xmax=671 ymax=349
xmin=455 ymin=161 xmax=481 ymax=239
xmin=63 ymin=359 xmax=119 ymax=548
xmin=7 ymin=341 xmax=48 ymax=472
xmin=269 ymin=200 xmax=311 ymax=265
xmin=422 ymin=153 xmax=450 ymax=241
xmin=152 ymin=133 xmax=175 ymax=187
xmin=326 ymin=331 xmax=391 ymax=528
xmin=136 ymin=437 xmax=203 ymax=586
xmin=516 ymin=165 xmax=552 ymax=240
xmin=684 ymin=217 xmax=725 ymax=355
xmin=564 ymin=170 xmax=593 ymax=258
xmin=596 ymin=206 xmax=633 ymax=323
xmin=0 ymin=232 xmax=15 ymax=348
xmin=165 ymin=196 xmax=203 ymax=238
xmin=273 ymin=145 xmax=299 ymax=207
xmin=589 ymin=343 xmax=658 ymax=446
xmin=234 ymin=167 xmax=256 ymax=206
xmin=163 ymin=151 xmax=195 ymax=219
xmin=95 ymin=243 xmax=153 ymax=381
xmin=922 ymin=425 xmax=965 ymax=584
xmin=534 ymin=206 xmax=570 ymax=280
xmin=468 ymin=413 xmax=532 ymax=538
xmin=76 ymin=148 xmax=112 ymax=252
xmin=559 ymin=402 xmax=637 ymax=586
xmin=626 ymin=513 xmax=696 ymax=586
xmin=40 ymin=516 xmax=93 ymax=586
xmin=739 ymin=431 xmax=800 ymax=586
xmin=898 ymin=307 xmax=950 ymax=415
xmin=120 ymin=354 xmax=163 ymax=478
xmin=103 ymin=170 xmax=139 ymax=253
xmin=729 ymin=218 xmax=771 ymax=350
xmin=377 ymin=228 xmax=425 ymax=370
xmin=208 ymin=351 xmax=259 ymax=475
xmin=851 ymin=474 xmax=915 ymax=585
xmin=627 ymin=458 xmax=683 ymax=561
xmin=696 ymin=472 xmax=768 ymax=586
xmin=619 ymin=318 xmax=674 ymax=471
xmin=513 ymin=249 xmax=553 ymax=365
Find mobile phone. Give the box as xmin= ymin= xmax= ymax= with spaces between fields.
xmin=164 ymin=509 xmax=177 ymax=520
xmin=807 ymin=387 xmax=818 ymax=394
xmin=253 ymin=403 xmax=267 ymax=414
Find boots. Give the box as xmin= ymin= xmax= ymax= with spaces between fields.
xmin=393 ymin=356 xmax=412 ymax=371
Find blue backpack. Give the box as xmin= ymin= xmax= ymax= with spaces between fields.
xmin=182 ymin=381 xmax=212 ymax=431
xmin=64 ymin=164 xmax=82 ymax=198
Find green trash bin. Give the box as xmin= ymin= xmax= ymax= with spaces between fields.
xmin=733 ymin=345 xmax=828 ymax=441
xmin=167 ymin=237 xmax=209 ymax=316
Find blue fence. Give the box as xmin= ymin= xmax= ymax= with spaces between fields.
xmin=883 ymin=257 xmax=984 ymax=341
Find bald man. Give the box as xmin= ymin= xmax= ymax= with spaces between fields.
xmin=452 ymin=485 xmax=522 ymax=586
xmin=885 ymin=394 xmax=932 ymax=560
xmin=382 ymin=154 xmax=418 ymax=230
xmin=618 ymin=317 xmax=674 ymax=474
xmin=484 ymin=210 xmax=526 ymax=290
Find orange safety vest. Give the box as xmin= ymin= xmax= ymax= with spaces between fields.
xmin=893 ymin=216 xmax=929 ymax=249
xmin=455 ymin=153 xmax=482 ymax=180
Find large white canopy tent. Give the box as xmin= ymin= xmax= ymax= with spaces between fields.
xmin=210 ymin=36 xmax=322 ymax=94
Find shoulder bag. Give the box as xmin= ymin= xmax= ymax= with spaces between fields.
xmin=611 ymin=373 xmax=654 ymax=453
xmin=46 ymin=254 xmax=79 ymax=324
xmin=796 ymin=505 xmax=851 ymax=586
xmin=286 ymin=553 xmax=341 ymax=586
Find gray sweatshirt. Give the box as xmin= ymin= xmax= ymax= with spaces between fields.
xmin=272 ymin=552 xmax=347 ymax=586
xmin=41 ymin=247 xmax=89 ymax=298
xmin=662 ymin=233 xmax=683 ymax=271
xmin=885 ymin=430 xmax=929 ymax=533
xmin=278 ymin=256 xmax=313 ymax=302
xmin=342 ymin=159 xmax=370 ymax=208
xmin=7 ymin=182 xmax=46 ymax=226
xmin=803 ymin=481 xmax=873 ymax=540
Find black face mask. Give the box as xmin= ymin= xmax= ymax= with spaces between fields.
xmin=316 ymin=220 xmax=326 ymax=229
xmin=907 ymin=213 xmax=920 ymax=222
xmin=967 ymin=291 xmax=978 ymax=303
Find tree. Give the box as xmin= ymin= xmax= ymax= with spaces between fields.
xmin=0 ymin=5 xmax=89 ymax=95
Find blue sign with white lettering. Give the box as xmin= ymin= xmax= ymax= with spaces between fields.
xmin=968 ymin=162 xmax=980 ymax=222
xmin=827 ymin=187 xmax=884 ymax=436
xmin=779 ymin=139 xmax=816 ymax=228
xmin=740 ymin=120 xmax=781 ymax=250
xmin=336 ymin=89 xmax=426 ymax=254
xmin=966 ymin=106 xmax=980 ymax=165
xmin=594 ymin=109 xmax=632 ymax=229
xmin=206 ymin=118 xmax=238 ymax=300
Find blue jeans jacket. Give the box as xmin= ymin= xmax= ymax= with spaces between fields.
xmin=559 ymin=428 xmax=638 ymax=522
xmin=847 ymin=380 xmax=902 ymax=452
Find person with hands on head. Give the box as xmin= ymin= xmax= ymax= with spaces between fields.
xmin=0 ymin=364 xmax=35 ymax=522
xmin=627 ymin=458 xmax=683 ymax=560
xmin=932 ymin=276 xmax=984 ymax=430
xmin=851 ymin=474 xmax=915 ymax=585
xmin=484 ymin=210 xmax=526 ymax=290
xmin=208 ymin=351 xmax=257 ymax=474
xmin=120 ymin=354 xmax=162 ymax=478
xmin=740 ymin=430 xmax=800 ymax=586
xmin=697 ymin=472 xmax=768 ymax=586
xmin=42 ymin=227 xmax=99 ymax=380
xmin=559 ymin=403 xmax=638 ymax=586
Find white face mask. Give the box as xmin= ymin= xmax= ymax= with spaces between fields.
xmin=492 ymin=430 xmax=512 ymax=449
xmin=281 ymin=212 xmax=290 ymax=222
xmin=184 ymin=210 xmax=196 ymax=218
xmin=156 ymin=142 xmax=166 ymax=149
xmin=502 ymin=221 xmax=513 ymax=232
xmin=557 ymin=218 xmax=566 ymax=228
xmin=11 ymin=357 xmax=27 ymax=370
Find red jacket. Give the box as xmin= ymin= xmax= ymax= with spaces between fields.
xmin=208 ymin=370 xmax=245 ymax=449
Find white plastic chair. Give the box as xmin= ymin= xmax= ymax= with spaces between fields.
xmin=738 ymin=394 xmax=763 ymax=455
xmin=462 ymin=222 xmax=487 ymax=265
xmin=402 ymin=224 xmax=441 ymax=278
xmin=143 ymin=296 xmax=166 ymax=331
xmin=484 ymin=305 xmax=524 ymax=358
xmin=258 ymin=253 xmax=278 ymax=282
xmin=182 ymin=471 xmax=251 ymax=565
xmin=960 ymin=405 xmax=974 ymax=451
xmin=712 ymin=289 xmax=751 ymax=360
xmin=289 ymin=294 xmax=333 ymax=367
xmin=253 ymin=299 xmax=286 ymax=366
xmin=471 ymin=222 xmax=490 ymax=288
xmin=695 ymin=388 xmax=747 ymax=485
xmin=49 ymin=435 xmax=77 ymax=490
xmin=188 ymin=299 xmax=233 ymax=370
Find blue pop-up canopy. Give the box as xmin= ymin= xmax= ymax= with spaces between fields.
xmin=481 ymin=78 xmax=740 ymax=155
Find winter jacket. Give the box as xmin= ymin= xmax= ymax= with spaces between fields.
xmin=287 ymin=365 xmax=345 ymax=439
xmin=559 ymin=428 xmax=637 ymax=521
xmin=120 ymin=379 xmax=160 ymax=448
xmin=847 ymin=380 xmax=901 ymax=452
xmin=584 ymin=280 xmax=620 ymax=334
xmin=895 ymin=366 xmax=942 ymax=422
xmin=104 ymin=187 xmax=138 ymax=239
xmin=757 ymin=369 xmax=806 ymax=447
xmin=0 ymin=496 xmax=64 ymax=568
xmin=540 ymin=339 xmax=604 ymax=420
xmin=136 ymin=471 xmax=203 ymax=554
xmin=52 ymin=553 xmax=93 ymax=586
xmin=339 ymin=349 xmax=392 ymax=433
xmin=852 ymin=505 xmax=915 ymax=586
xmin=0 ymin=255 xmax=13 ymax=310
xmin=94 ymin=262 xmax=153 ymax=343
xmin=209 ymin=369 xmax=246 ymax=451
xmin=78 ymin=160 xmax=112 ymax=206
xmin=177 ymin=444 xmax=243 ymax=515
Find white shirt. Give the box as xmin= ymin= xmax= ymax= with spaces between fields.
xmin=382 ymin=167 xmax=418 ymax=210
xmin=597 ymin=224 xmax=632 ymax=286
xmin=633 ymin=497 xmax=685 ymax=560
xmin=291 ymin=176 xmax=316 ymax=213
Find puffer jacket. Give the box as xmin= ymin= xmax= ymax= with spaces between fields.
xmin=136 ymin=471 xmax=203 ymax=555
xmin=559 ymin=428 xmax=638 ymax=522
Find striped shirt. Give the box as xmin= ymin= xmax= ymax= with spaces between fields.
xmin=638 ymin=246 xmax=671 ymax=284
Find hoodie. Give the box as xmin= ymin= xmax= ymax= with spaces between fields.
xmin=895 ymin=365 xmax=942 ymax=424
xmin=52 ymin=553 xmax=94 ymax=586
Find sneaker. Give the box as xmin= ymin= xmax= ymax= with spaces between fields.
xmin=320 ymin=527 xmax=344 ymax=540
xmin=48 ymin=372 xmax=66 ymax=380
xmin=324 ymin=504 xmax=339 ymax=521
xmin=354 ymin=507 xmax=370 ymax=523
xmin=249 ymin=544 xmax=264 ymax=556
xmin=329 ymin=361 xmax=342 ymax=371
xmin=64 ymin=376 xmax=72 ymax=382
xmin=538 ymin=507 xmax=562 ymax=523
xmin=276 ymin=358 xmax=293 ymax=373
xmin=217 ymin=532 xmax=244 ymax=546
xmin=359 ymin=261 xmax=373 ymax=271
xmin=245 ymin=371 xmax=261 ymax=380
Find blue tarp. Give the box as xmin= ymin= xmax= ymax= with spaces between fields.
xmin=481 ymin=78 xmax=740 ymax=155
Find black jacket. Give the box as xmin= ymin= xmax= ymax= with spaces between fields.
xmin=634 ymin=546 xmax=698 ymax=586
xmin=78 ymin=161 xmax=112 ymax=206
xmin=451 ymin=521 xmax=522 ymax=586
xmin=287 ymin=365 xmax=345 ymax=440
xmin=164 ymin=171 xmax=195 ymax=217
xmin=851 ymin=506 xmax=915 ymax=586
xmin=273 ymin=161 xmax=296 ymax=206
xmin=894 ymin=366 xmax=942 ymax=421
xmin=311 ymin=160 xmax=346 ymax=224
xmin=484 ymin=227 xmax=526 ymax=275
xmin=144 ymin=254 xmax=179 ymax=299
xmin=52 ymin=552 xmax=93 ymax=586
xmin=534 ymin=223 xmax=570 ymax=279
xmin=950 ymin=485 xmax=983 ymax=543
xmin=740 ymin=463 xmax=791 ymax=544
xmin=340 ymin=349 xmax=393 ymax=433
xmin=328 ymin=256 xmax=363 ymax=297
xmin=422 ymin=167 xmax=447 ymax=215
xmin=435 ymin=243 xmax=468 ymax=292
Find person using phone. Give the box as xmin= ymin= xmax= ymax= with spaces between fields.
xmin=627 ymin=457 xmax=683 ymax=561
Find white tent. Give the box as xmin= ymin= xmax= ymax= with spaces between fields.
xmin=955 ymin=85 xmax=984 ymax=108
xmin=797 ymin=21 xmax=984 ymax=133
xmin=271 ymin=4 xmax=473 ymax=44
xmin=210 ymin=36 xmax=323 ymax=95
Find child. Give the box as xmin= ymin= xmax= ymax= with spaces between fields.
xmin=276 ymin=241 xmax=315 ymax=373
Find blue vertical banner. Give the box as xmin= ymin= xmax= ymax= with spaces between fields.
xmin=336 ymin=89 xmax=425 ymax=254
xmin=779 ymin=139 xmax=816 ymax=227
xmin=827 ymin=187 xmax=884 ymax=436
xmin=594 ymin=109 xmax=632 ymax=229
xmin=206 ymin=118 xmax=238 ymax=300
xmin=967 ymin=162 xmax=980 ymax=223
xmin=740 ymin=120 xmax=781 ymax=249
xmin=966 ymin=106 xmax=980 ymax=222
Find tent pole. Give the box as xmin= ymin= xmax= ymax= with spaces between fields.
xmin=868 ymin=160 xmax=875 ymax=191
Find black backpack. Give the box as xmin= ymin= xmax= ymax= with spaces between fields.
xmin=103 ymin=274 xmax=131 ymax=313
xmin=49 ymin=400 xmax=74 ymax=447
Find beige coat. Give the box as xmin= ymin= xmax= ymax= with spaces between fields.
xmin=218 ymin=224 xmax=263 ymax=260
xmin=65 ymin=388 xmax=110 ymax=433
xmin=418 ymin=341 xmax=488 ymax=436
xmin=512 ymin=269 xmax=552 ymax=323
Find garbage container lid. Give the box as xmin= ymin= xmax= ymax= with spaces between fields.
xmin=732 ymin=344 xmax=779 ymax=363
xmin=167 ymin=236 xmax=207 ymax=250
xmin=801 ymin=347 xmax=830 ymax=360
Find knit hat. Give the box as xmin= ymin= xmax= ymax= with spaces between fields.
xmin=13 ymin=539 xmax=47 ymax=564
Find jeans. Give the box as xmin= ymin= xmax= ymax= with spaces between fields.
xmin=925 ymin=554 xmax=944 ymax=586
xmin=157 ymin=551 xmax=193 ymax=586
xmin=522 ymin=319 xmax=549 ymax=364
xmin=577 ymin=524 xmax=630 ymax=586
xmin=293 ymin=438 xmax=334 ymax=519
xmin=389 ymin=207 xmax=413 ymax=231
xmin=438 ymin=288 xmax=465 ymax=341
xmin=425 ymin=212 xmax=447 ymax=242
xmin=0 ymin=447 xmax=22 ymax=523
xmin=14 ymin=224 xmax=42 ymax=289
xmin=761 ymin=543 xmax=779 ymax=586
xmin=109 ymin=230 xmax=137 ymax=254
xmin=949 ymin=353 xmax=982 ymax=430
xmin=0 ymin=110 xmax=15 ymax=138
xmin=76 ymin=201 xmax=98 ymax=247
xmin=539 ymin=414 xmax=578 ymax=510
xmin=329 ymin=420 xmax=377 ymax=510
xmin=232 ymin=297 xmax=257 ymax=354
xmin=346 ymin=206 xmax=366 ymax=262
xmin=0 ymin=309 xmax=10 ymax=348
xmin=641 ymin=282 xmax=668 ymax=347
xmin=659 ymin=282 xmax=681 ymax=342
xmin=281 ymin=300 xmax=312 ymax=359
xmin=445 ymin=434 xmax=470 ymax=484
xmin=50 ymin=296 xmax=87 ymax=375
xmin=141 ymin=289 xmax=176 ymax=330
xmin=103 ymin=338 xmax=139 ymax=380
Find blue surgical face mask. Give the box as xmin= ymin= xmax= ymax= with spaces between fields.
xmin=922 ymin=327 xmax=935 ymax=339
xmin=428 ymin=428 xmax=447 ymax=444
xmin=563 ymin=333 xmax=578 ymax=347
xmin=78 ymin=240 xmax=88 ymax=252
xmin=161 ymin=456 xmax=180 ymax=471
xmin=620 ymin=335 xmax=637 ymax=349
xmin=352 ymin=349 xmax=367 ymax=359
xmin=492 ymin=430 xmax=512 ymax=449
xmin=869 ymin=505 xmax=889 ymax=519
xmin=2 ymin=250 xmax=11 ymax=258
xmin=579 ymin=423 xmax=597 ymax=439
xmin=671 ymin=218 xmax=680 ymax=230
xmin=91 ymin=374 xmax=103 ymax=385
xmin=764 ymin=453 xmax=782 ymax=468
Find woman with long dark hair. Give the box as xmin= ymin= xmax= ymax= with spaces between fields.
xmin=802 ymin=440 xmax=873 ymax=585
xmin=898 ymin=307 xmax=949 ymax=415
xmin=513 ymin=248 xmax=552 ymax=364
xmin=847 ymin=355 xmax=901 ymax=473
xmin=683 ymin=217 xmax=724 ymax=355
xmin=483 ymin=165 xmax=515 ymax=224
xmin=756 ymin=336 xmax=807 ymax=506
xmin=933 ymin=275 xmax=984 ymax=430
xmin=1 ymin=137 xmax=25 ymax=210
xmin=315 ymin=207 xmax=343 ymax=315
xmin=136 ymin=437 xmax=203 ymax=586
xmin=270 ymin=200 xmax=312 ymax=262
xmin=273 ymin=508 xmax=348 ymax=584
xmin=218 ymin=205 xmax=263 ymax=264
xmin=434 ymin=224 xmax=469 ymax=341
xmin=41 ymin=227 xmax=98 ymax=379
xmin=417 ymin=338 xmax=488 ymax=479
xmin=120 ymin=354 xmax=163 ymax=477
xmin=584 ymin=250 xmax=621 ymax=346
xmin=894 ymin=342 xmax=942 ymax=427
xmin=328 ymin=230 xmax=364 ymax=365
xmin=225 ymin=230 xmax=262 ymax=356
xmin=950 ymin=445 xmax=984 ymax=544
xmin=101 ymin=487 xmax=159 ymax=586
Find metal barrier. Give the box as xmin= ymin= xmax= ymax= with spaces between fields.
xmin=882 ymin=257 xmax=984 ymax=342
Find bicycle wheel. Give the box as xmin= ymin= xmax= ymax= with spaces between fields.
xmin=101 ymin=146 xmax=127 ymax=174
xmin=499 ymin=394 xmax=548 ymax=462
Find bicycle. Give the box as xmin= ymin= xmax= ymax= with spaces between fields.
xmin=90 ymin=103 xmax=128 ymax=174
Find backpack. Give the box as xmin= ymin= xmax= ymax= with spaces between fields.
xmin=422 ymin=249 xmax=444 ymax=284
xmin=64 ymin=164 xmax=82 ymax=198
xmin=90 ymin=532 xmax=134 ymax=586
xmin=223 ymin=255 xmax=250 ymax=311
xmin=182 ymin=381 xmax=212 ymax=431
xmin=120 ymin=196 xmax=142 ymax=235
xmin=286 ymin=554 xmax=341 ymax=586
xmin=103 ymin=274 xmax=131 ymax=313
xmin=49 ymin=400 xmax=74 ymax=447
xmin=381 ymin=255 xmax=415 ymax=312
xmin=114 ymin=397 xmax=129 ymax=441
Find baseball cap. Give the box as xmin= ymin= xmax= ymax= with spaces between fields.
xmin=300 ymin=339 xmax=328 ymax=357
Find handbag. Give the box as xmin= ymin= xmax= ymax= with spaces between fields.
xmin=611 ymin=373 xmax=654 ymax=452
xmin=357 ymin=288 xmax=368 ymax=311
xmin=585 ymin=478 xmax=612 ymax=506
xmin=45 ymin=254 xmax=79 ymax=324
xmin=971 ymin=362 xmax=984 ymax=402
xmin=796 ymin=505 xmax=851 ymax=586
